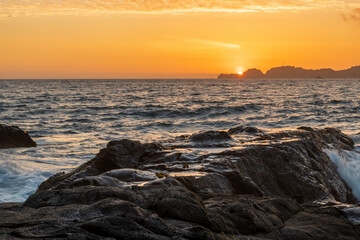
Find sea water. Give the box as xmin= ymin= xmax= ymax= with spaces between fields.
xmin=0 ymin=79 xmax=359 ymax=202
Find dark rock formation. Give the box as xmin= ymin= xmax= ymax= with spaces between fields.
xmin=0 ymin=124 xmax=36 ymax=149
xmin=297 ymin=126 xmax=314 ymax=132
xmin=242 ymin=68 xmax=265 ymax=78
xmin=218 ymin=65 xmax=360 ymax=79
xmin=189 ymin=130 xmax=232 ymax=142
xmin=1 ymin=127 xmax=359 ymax=239
xmin=228 ymin=126 xmax=264 ymax=135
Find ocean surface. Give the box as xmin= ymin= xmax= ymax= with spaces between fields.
xmin=1 ymin=79 xmax=360 ymax=203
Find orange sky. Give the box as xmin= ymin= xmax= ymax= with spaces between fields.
xmin=0 ymin=0 xmax=360 ymax=79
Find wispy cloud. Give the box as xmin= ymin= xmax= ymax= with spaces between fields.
xmin=186 ymin=38 xmax=241 ymax=49
xmin=341 ymin=8 xmax=360 ymax=23
xmin=0 ymin=0 xmax=347 ymax=19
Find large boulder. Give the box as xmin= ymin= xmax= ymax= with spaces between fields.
xmin=0 ymin=124 xmax=36 ymax=149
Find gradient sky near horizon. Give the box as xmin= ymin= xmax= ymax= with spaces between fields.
xmin=0 ymin=0 xmax=360 ymax=79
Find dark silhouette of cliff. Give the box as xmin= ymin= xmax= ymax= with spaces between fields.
xmin=218 ymin=65 xmax=360 ymax=79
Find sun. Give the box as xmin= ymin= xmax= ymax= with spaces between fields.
xmin=236 ymin=67 xmax=244 ymax=75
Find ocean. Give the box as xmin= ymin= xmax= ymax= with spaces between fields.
xmin=1 ymin=79 xmax=360 ymax=202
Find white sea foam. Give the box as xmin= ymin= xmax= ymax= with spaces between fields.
xmin=324 ymin=148 xmax=360 ymax=201
xmin=341 ymin=206 xmax=360 ymax=225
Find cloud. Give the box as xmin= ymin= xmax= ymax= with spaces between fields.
xmin=0 ymin=0 xmax=347 ymax=19
xmin=342 ymin=8 xmax=360 ymax=23
xmin=186 ymin=38 xmax=241 ymax=49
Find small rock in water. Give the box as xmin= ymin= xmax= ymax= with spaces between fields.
xmin=183 ymin=163 xmax=189 ymax=169
xmin=155 ymin=172 xmax=169 ymax=178
xmin=0 ymin=124 xmax=37 ymax=149
xmin=228 ymin=125 xmax=263 ymax=135
xmin=189 ymin=130 xmax=232 ymax=142
xmin=297 ymin=126 xmax=314 ymax=132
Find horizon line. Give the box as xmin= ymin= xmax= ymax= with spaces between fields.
xmin=2 ymin=65 xmax=359 ymax=80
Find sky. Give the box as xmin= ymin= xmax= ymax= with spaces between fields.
xmin=0 ymin=0 xmax=360 ymax=79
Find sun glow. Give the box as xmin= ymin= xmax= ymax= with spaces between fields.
xmin=236 ymin=67 xmax=244 ymax=75
xmin=0 ymin=1 xmax=359 ymax=79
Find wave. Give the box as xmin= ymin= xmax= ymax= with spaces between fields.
xmin=141 ymin=121 xmax=174 ymax=128
xmin=128 ymin=104 xmax=262 ymax=118
xmin=324 ymin=148 xmax=360 ymax=200
xmin=329 ymin=99 xmax=353 ymax=104
xmin=64 ymin=118 xmax=94 ymax=123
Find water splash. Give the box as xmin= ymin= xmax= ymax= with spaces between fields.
xmin=324 ymin=148 xmax=360 ymax=201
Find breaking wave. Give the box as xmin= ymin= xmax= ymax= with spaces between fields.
xmin=325 ymin=148 xmax=360 ymax=200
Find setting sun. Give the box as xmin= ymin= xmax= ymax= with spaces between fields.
xmin=238 ymin=71 xmax=243 ymax=75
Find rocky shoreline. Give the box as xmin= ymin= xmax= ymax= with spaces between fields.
xmin=1 ymin=126 xmax=359 ymax=239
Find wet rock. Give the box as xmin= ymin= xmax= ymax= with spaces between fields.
xmin=228 ymin=126 xmax=264 ymax=135
xmin=24 ymin=186 xmax=143 ymax=208
xmin=36 ymin=139 xmax=169 ymax=192
xmin=221 ymin=171 xmax=264 ymax=197
xmin=297 ymin=126 xmax=315 ymax=132
xmin=206 ymin=195 xmax=301 ymax=235
xmin=138 ymin=178 xmax=210 ymax=225
xmin=1 ymin=127 xmax=359 ymax=239
xmin=213 ymin=140 xmax=354 ymax=203
xmin=79 ymin=216 xmax=171 ymax=240
xmin=0 ymin=124 xmax=36 ymax=149
xmin=101 ymin=168 xmax=156 ymax=182
xmin=189 ymin=130 xmax=232 ymax=142
xmin=175 ymin=172 xmax=235 ymax=195
xmin=278 ymin=211 xmax=358 ymax=240
xmin=67 ymin=176 xmax=126 ymax=189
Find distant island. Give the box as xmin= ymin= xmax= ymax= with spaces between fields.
xmin=218 ymin=65 xmax=360 ymax=79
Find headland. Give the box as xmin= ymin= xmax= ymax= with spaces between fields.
xmin=218 ymin=65 xmax=360 ymax=79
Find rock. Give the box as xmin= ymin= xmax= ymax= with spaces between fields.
xmin=220 ymin=171 xmax=264 ymax=197
xmin=175 ymin=172 xmax=235 ymax=195
xmin=0 ymin=124 xmax=36 ymax=149
xmin=228 ymin=126 xmax=263 ymax=135
xmin=189 ymin=130 xmax=232 ymax=142
xmin=297 ymin=126 xmax=315 ymax=132
xmin=211 ymin=141 xmax=353 ymax=203
xmin=1 ymin=127 xmax=359 ymax=239
xmin=277 ymin=211 xmax=358 ymax=240
xmin=205 ymin=195 xmax=301 ymax=235
xmin=101 ymin=169 xmax=156 ymax=182
xmin=67 ymin=176 xmax=126 ymax=189
xmin=36 ymin=140 xmax=168 ymax=192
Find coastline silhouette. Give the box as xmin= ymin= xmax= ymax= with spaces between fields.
xmin=218 ymin=65 xmax=360 ymax=79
